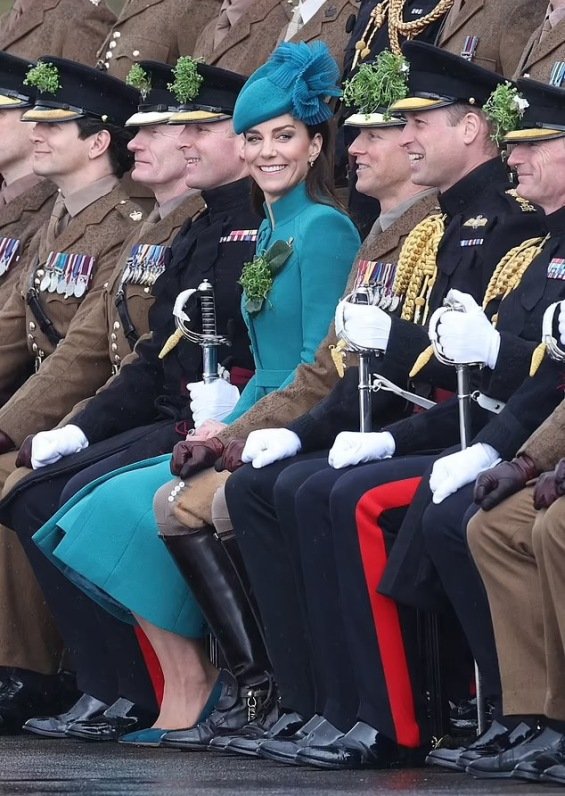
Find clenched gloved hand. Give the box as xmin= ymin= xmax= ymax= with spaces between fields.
xmin=430 ymin=289 xmax=500 ymax=368
xmin=29 ymin=425 xmax=88 ymax=469
xmin=215 ymin=438 xmax=246 ymax=473
xmin=328 ymin=431 xmax=395 ymax=469
xmin=242 ymin=428 xmax=302 ymax=469
xmin=187 ymin=377 xmax=240 ymax=428
xmin=473 ymin=454 xmax=539 ymax=510
xmin=171 ymin=436 xmax=224 ymax=479
xmin=430 ymin=443 xmax=501 ymax=504
xmin=15 ymin=435 xmax=34 ymax=468
xmin=533 ymin=458 xmax=565 ymax=510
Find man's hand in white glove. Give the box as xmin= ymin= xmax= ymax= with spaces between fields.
xmin=31 ymin=425 xmax=89 ymax=469
xmin=187 ymin=377 xmax=240 ymax=428
xmin=429 ymin=443 xmax=501 ymax=504
xmin=335 ymin=300 xmax=392 ymax=351
xmin=430 ymin=289 xmax=500 ymax=368
xmin=557 ymin=300 xmax=565 ymax=347
xmin=328 ymin=431 xmax=395 ymax=469
xmin=242 ymin=428 xmax=302 ymax=469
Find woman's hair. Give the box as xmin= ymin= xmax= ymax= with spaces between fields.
xmin=250 ymin=118 xmax=344 ymax=216
xmin=76 ymin=116 xmax=135 ymax=178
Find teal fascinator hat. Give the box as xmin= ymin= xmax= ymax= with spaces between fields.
xmin=233 ymin=41 xmax=341 ymax=134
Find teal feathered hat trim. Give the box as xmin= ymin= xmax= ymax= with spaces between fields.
xmin=233 ymin=41 xmax=340 ymax=134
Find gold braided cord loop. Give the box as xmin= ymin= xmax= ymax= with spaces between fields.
xmin=353 ymin=0 xmax=453 ymax=67
xmin=481 ymin=235 xmax=547 ymax=312
xmin=392 ymin=213 xmax=446 ymax=324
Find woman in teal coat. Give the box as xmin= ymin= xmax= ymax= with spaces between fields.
xmin=33 ymin=42 xmax=360 ymax=742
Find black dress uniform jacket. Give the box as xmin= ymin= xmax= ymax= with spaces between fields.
xmin=287 ymin=158 xmax=547 ymax=452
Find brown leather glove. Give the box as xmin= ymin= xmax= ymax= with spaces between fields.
xmin=170 ymin=436 xmax=224 ymax=480
xmin=0 ymin=431 xmax=16 ymax=456
xmin=474 ymin=454 xmax=539 ymax=511
xmin=533 ymin=458 xmax=565 ymax=510
xmin=15 ymin=435 xmax=34 ymax=468
xmin=215 ymin=438 xmax=246 ymax=473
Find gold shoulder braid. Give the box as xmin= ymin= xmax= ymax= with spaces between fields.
xmin=409 ymin=234 xmax=547 ymax=378
xmin=352 ymin=0 xmax=454 ymax=68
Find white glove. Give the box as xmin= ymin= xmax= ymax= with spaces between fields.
xmin=187 ymin=377 xmax=240 ymax=428
xmin=31 ymin=425 xmax=89 ymax=469
xmin=328 ymin=431 xmax=395 ymax=469
xmin=558 ymin=301 xmax=565 ymax=347
xmin=429 ymin=443 xmax=501 ymax=504
xmin=430 ymin=289 xmax=500 ymax=368
xmin=339 ymin=301 xmax=392 ymax=351
xmin=242 ymin=428 xmax=302 ymax=469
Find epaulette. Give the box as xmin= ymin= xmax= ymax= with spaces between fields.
xmin=505 ymin=188 xmax=537 ymax=213
xmin=116 ymin=199 xmax=145 ymax=222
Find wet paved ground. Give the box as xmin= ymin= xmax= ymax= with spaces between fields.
xmin=0 ymin=736 xmax=556 ymax=795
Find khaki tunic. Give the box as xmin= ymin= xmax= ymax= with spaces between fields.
xmin=438 ymin=0 xmax=547 ymax=78
xmin=97 ymin=0 xmax=223 ymax=78
xmin=194 ymin=0 xmax=358 ymax=76
xmin=517 ymin=398 xmax=565 ymax=474
xmin=0 ymin=184 xmax=143 ymax=446
xmin=0 ymin=179 xmax=57 ymax=310
xmin=155 ymin=191 xmax=440 ymax=532
xmin=515 ymin=17 xmax=565 ymax=84
xmin=0 ymin=0 xmax=116 ymax=63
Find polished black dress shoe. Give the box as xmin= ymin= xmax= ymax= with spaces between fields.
xmin=541 ymin=761 xmax=565 ymax=785
xmin=457 ymin=722 xmax=532 ymax=769
xmin=512 ymin=734 xmax=565 ymax=781
xmin=65 ymin=697 xmax=156 ymax=742
xmin=466 ymin=726 xmax=563 ymax=778
xmin=259 ymin=716 xmax=343 ymax=765
xmin=161 ymin=670 xmax=276 ymax=751
xmin=0 ymin=669 xmax=79 ymax=732
xmin=426 ymin=720 xmax=510 ymax=771
xmin=22 ymin=693 xmax=109 ymax=738
xmin=296 ymin=720 xmax=410 ymax=770
xmin=224 ymin=711 xmax=305 ymax=757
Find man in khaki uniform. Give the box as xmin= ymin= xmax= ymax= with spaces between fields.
xmin=0 ymin=56 xmax=143 ymax=723
xmin=96 ymin=0 xmax=222 ymax=79
xmin=438 ymin=0 xmax=547 ymax=77
xmin=0 ymin=0 xmax=116 ymax=63
xmin=0 ymin=51 xmax=57 ymax=308
xmin=516 ymin=1 xmax=565 ymax=85
xmin=194 ymin=0 xmax=358 ymax=76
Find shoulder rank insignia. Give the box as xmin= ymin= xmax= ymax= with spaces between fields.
xmin=506 ymin=189 xmax=536 ymax=213
xmin=463 ymin=215 xmax=488 ymax=229
xmin=129 ymin=210 xmax=143 ymax=222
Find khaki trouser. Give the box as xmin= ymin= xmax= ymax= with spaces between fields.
xmin=0 ymin=458 xmax=62 ymax=674
xmin=153 ymin=467 xmax=232 ymax=537
xmin=468 ymin=486 xmax=565 ymax=719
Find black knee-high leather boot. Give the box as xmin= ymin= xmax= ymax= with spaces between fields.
xmin=160 ymin=528 xmax=278 ymax=749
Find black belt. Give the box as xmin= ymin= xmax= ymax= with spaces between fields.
xmin=25 ymin=288 xmax=63 ymax=347
xmin=115 ymin=288 xmax=139 ymax=350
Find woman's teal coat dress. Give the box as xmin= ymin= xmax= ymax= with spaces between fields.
xmin=33 ymin=181 xmax=360 ymax=637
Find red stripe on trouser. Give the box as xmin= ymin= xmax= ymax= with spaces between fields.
xmin=355 ymin=477 xmax=422 ymax=748
xmin=134 ymin=626 xmax=164 ymax=705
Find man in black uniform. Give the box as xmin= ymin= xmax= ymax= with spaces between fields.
xmin=0 ymin=62 xmax=260 ymax=737
xmin=219 ymin=45 xmax=549 ymax=766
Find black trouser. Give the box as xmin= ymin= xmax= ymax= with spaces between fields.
xmin=5 ymin=422 xmax=182 ymax=711
xmin=226 ymin=452 xmax=435 ymax=743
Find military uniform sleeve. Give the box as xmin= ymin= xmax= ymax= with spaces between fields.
xmin=518 ymin=397 xmax=565 ymax=473
xmin=0 ymin=236 xmax=127 ymax=445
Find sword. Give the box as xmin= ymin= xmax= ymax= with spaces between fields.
xmin=530 ymin=300 xmax=565 ymax=375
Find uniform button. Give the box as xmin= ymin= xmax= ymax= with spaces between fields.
xmin=104 ymin=62 xmax=110 ymax=69
xmin=34 ymin=278 xmax=41 ymax=286
xmin=113 ymin=321 xmax=120 ymax=330
xmin=113 ymin=30 xmax=121 ymax=38
xmin=103 ymin=282 xmax=109 ymax=289
xmin=106 ymin=51 xmax=113 ymax=59
xmin=109 ymin=40 xmax=117 ymax=49
xmin=32 ymin=342 xmax=38 ymax=352
xmin=132 ymin=49 xmax=140 ymax=56
xmin=111 ymin=343 xmax=118 ymax=352
xmin=29 ymin=321 xmax=36 ymax=331
xmin=114 ymin=354 xmax=121 ymax=363
xmin=28 ymin=333 xmax=34 ymax=341
xmin=36 ymin=269 xmax=44 ymax=277
xmin=144 ymin=287 xmax=150 ymax=293
xmin=111 ymin=333 xmax=117 ymax=341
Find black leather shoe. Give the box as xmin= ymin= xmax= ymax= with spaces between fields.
xmin=512 ymin=734 xmax=565 ymax=781
xmin=65 ymin=697 xmax=156 ymax=742
xmin=22 ymin=693 xmax=109 ymax=738
xmin=259 ymin=717 xmax=343 ymax=765
xmin=541 ymin=762 xmax=565 ymax=785
xmin=161 ymin=670 xmax=276 ymax=751
xmin=296 ymin=720 xmax=408 ymax=770
xmin=426 ymin=720 xmax=510 ymax=771
xmin=466 ymin=726 xmax=563 ymax=778
xmin=457 ymin=722 xmax=532 ymax=769
xmin=220 ymin=711 xmax=305 ymax=757
xmin=0 ymin=669 xmax=79 ymax=732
